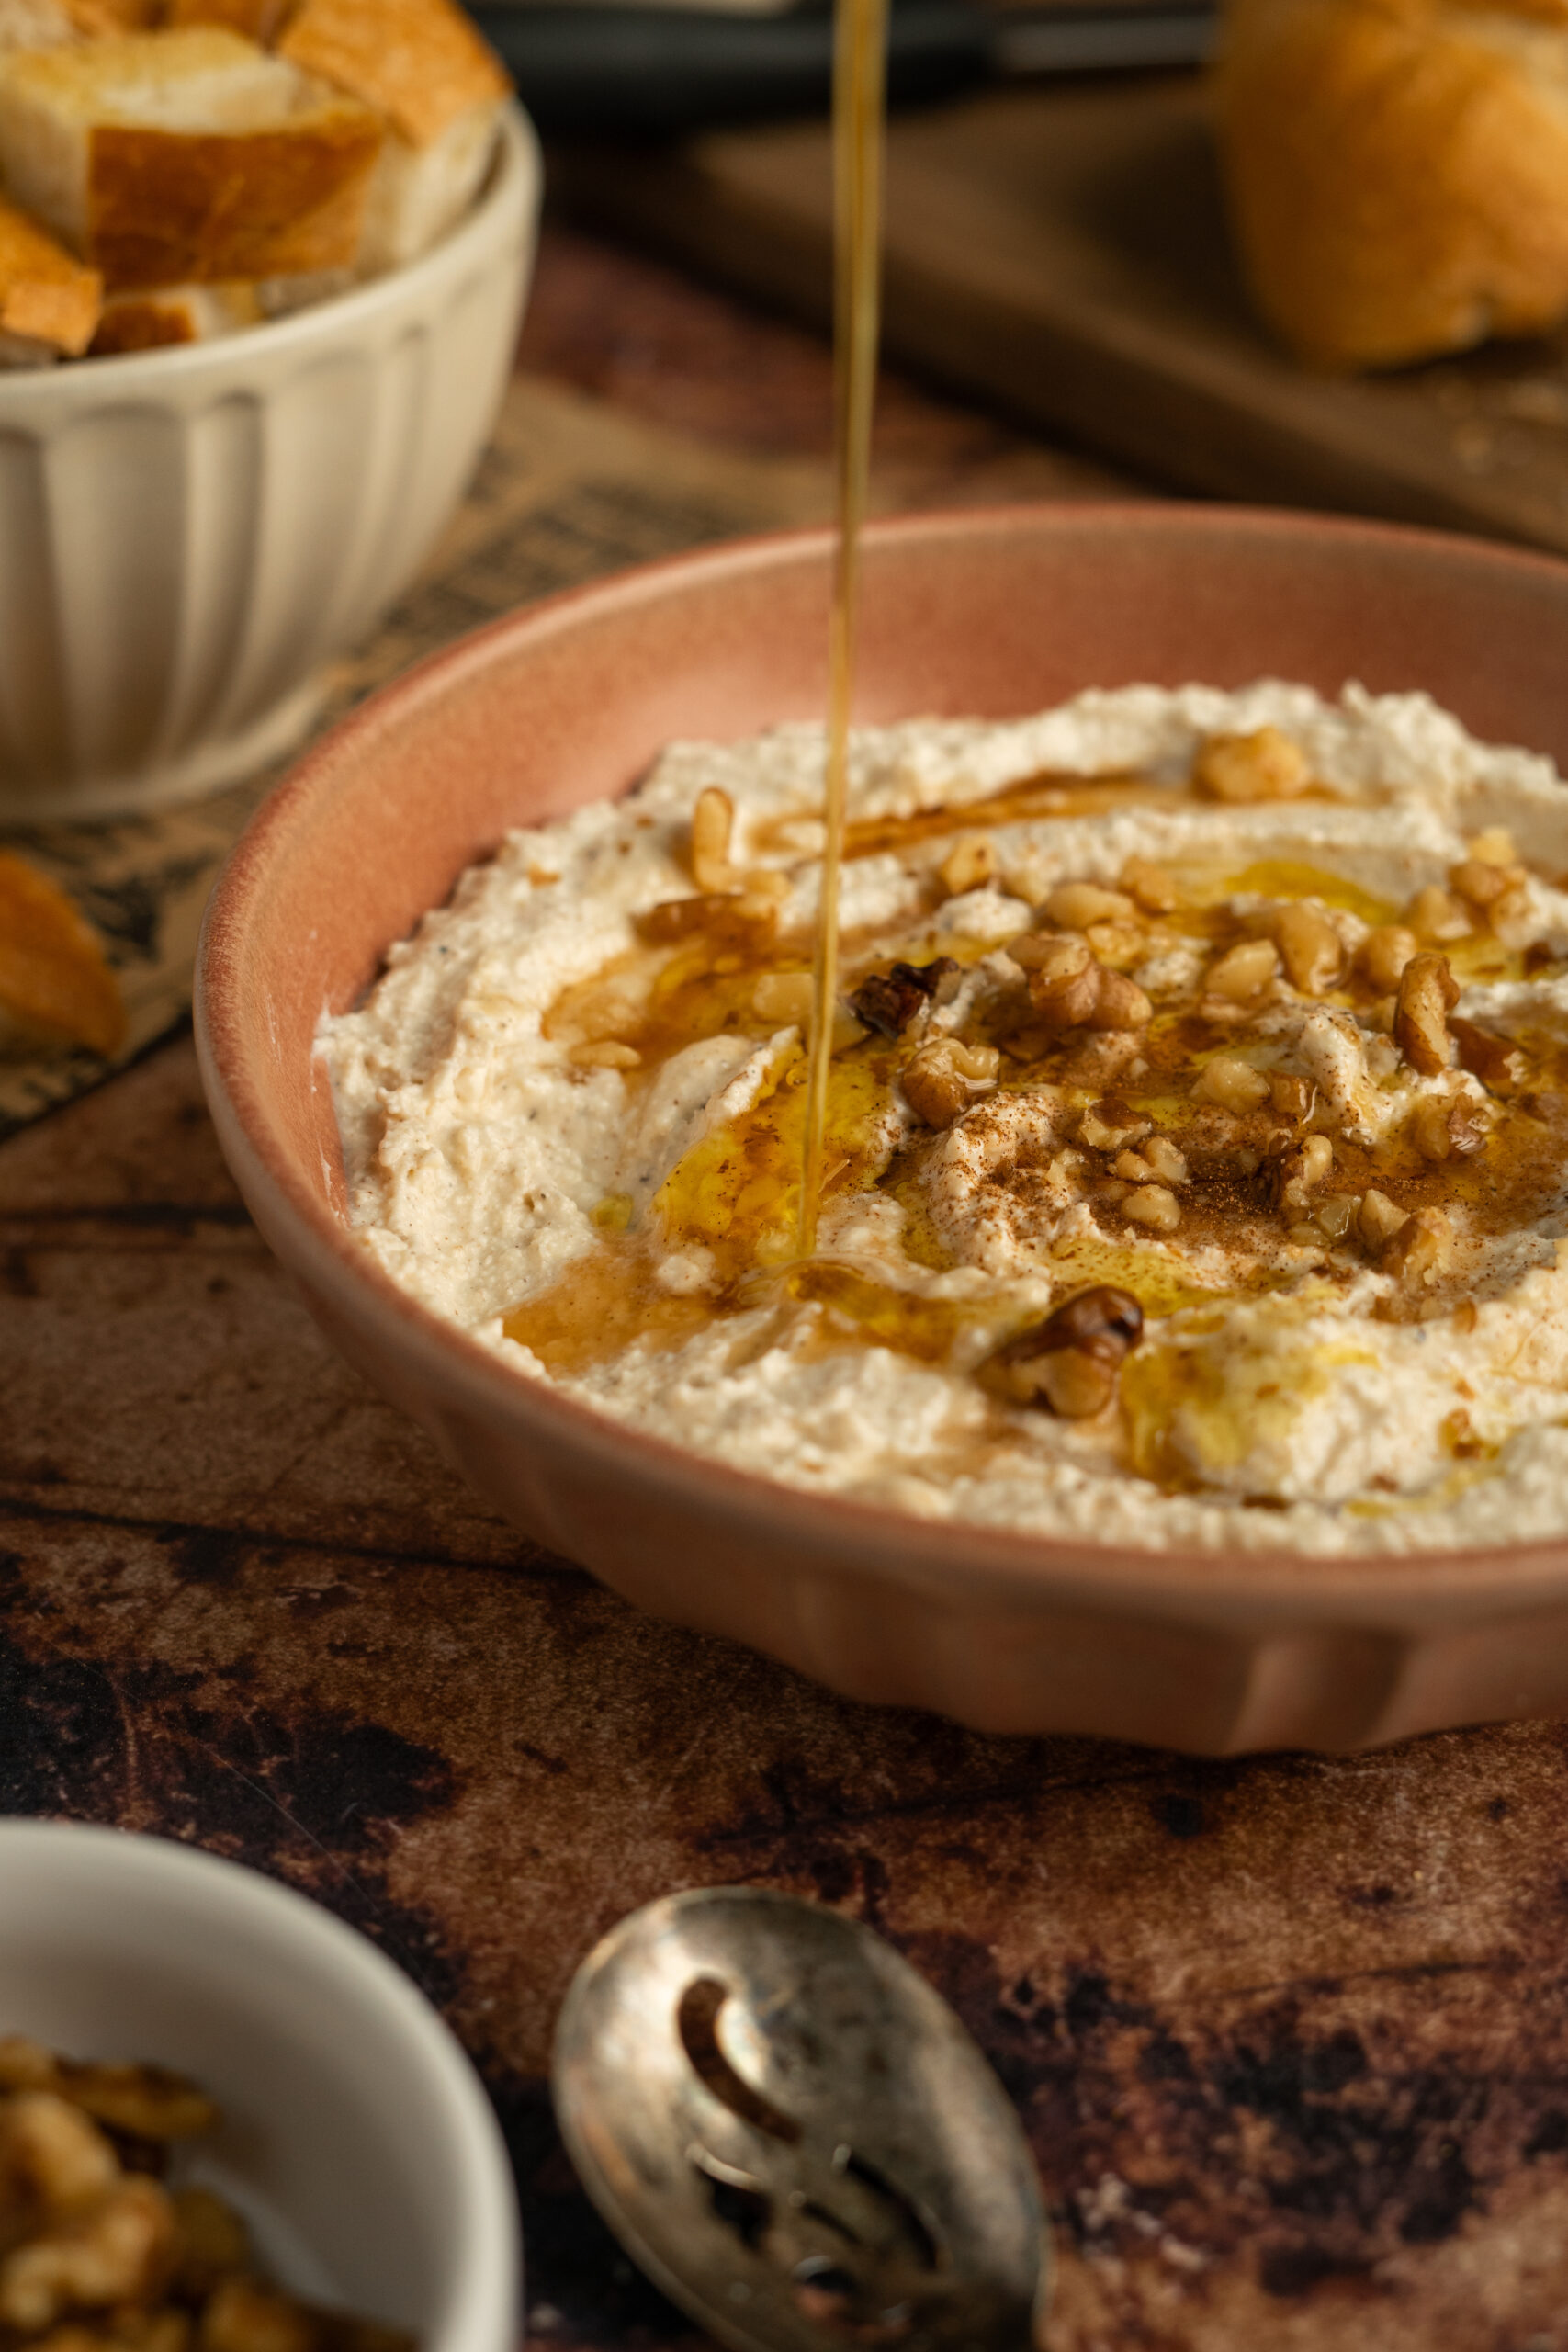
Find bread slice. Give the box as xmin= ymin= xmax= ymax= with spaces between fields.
xmin=1218 ymin=0 xmax=1568 ymax=367
xmin=90 ymin=274 xmax=258 ymax=349
xmin=162 ymin=0 xmax=293 ymax=45
xmin=276 ymin=0 xmax=507 ymax=148
xmin=277 ymin=0 xmax=506 ymax=269
xmin=0 ymin=26 xmax=384 ymax=287
xmin=0 ymin=185 xmax=99 ymax=361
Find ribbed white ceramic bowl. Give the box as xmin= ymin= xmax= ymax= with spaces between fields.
xmin=0 ymin=105 xmax=539 ymax=820
xmin=0 ymin=1820 xmax=520 ymax=2343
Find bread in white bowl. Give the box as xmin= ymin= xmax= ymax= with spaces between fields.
xmin=0 ymin=185 xmax=99 ymax=359
xmin=0 ymin=25 xmax=384 ymax=284
xmin=276 ymin=0 xmax=511 ymax=271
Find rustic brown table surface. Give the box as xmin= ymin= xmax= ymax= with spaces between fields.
xmin=6 ymin=218 xmax=1568 ymax=2352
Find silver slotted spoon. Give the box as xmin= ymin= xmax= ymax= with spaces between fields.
xmin=552 ymin=1886 xmax=1049 ymax=2352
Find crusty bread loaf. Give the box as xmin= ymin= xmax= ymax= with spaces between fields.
xmin=0 ymin=27 xmax=384 ymax=287
xmin=0 ymin=185 xmax=100 ymax=359
xmin=1217 ymin=0 xmax=1568 ymax=368
xmin=89 ymin=272 xmax=256 ymax=347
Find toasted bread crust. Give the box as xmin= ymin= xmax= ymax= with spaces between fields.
xmin=0 ymin=189 xmax=100 ymax=350
xmin=1217 ymin=0 xmax=1568 ymax=367
xmin=161 ymin=0 xmax=293 ymax=41
xmin=85 ymin=106 xmax=381 ymax=285
xmin=278 ymin=0 xmax=507 ymax=148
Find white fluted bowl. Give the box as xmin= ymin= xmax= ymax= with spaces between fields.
xmin=0 ymin=1820 xmax=520 ymax=2343
xmin=0 ymin=105 xmax=539 ymax=820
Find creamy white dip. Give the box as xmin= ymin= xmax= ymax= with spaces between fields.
xmin=320 ymin=682 xmax=1568 ymax=1555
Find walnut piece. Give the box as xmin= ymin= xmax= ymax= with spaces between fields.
xmin=901 ymin=1037 xmax=998 ymax=1129
xmin=1357 ymin=924 xmax=1418 ymax=993
xmin=1077 ymin=1097 xmax=1150 ymax=1150
xmin=1357 ymin=1189 xmax=1408 ymax=1250
xmin=1020 ymin=936 xmax=1100 ymax=1027
xmin=1410 ymin=1094 xmax=1485 ymax=1161
xmin=1268 ymin=1071 xmax=1315 ymax=1120
xmin=1041 ymin=881 xmax=1136 ymax=931
xmin=985 ymin=1285 xmax=1144 ymax=1418
xmin=849 ymin=957 xmax=959 ymax=1039
xmin=1119 ymin=856 xmax=1182 ymax=914
xmin=0 ymin=2176 xmax=175 ymax=2332
xmin=1382 ymin=1204 xmax=1451 ymax=1282
xmin=1205 ymin=939 xmax=1280 ymax=1002
xmin=689 ymin=786 xmax=737 ymax=893
xmin=1450 ymin=1017 xmax=1527 ymax=1091
xmin=938 ymin=833 xmax=996 ymax=896
xmin=751 ymin=971 xmax=814 ymax=1025
xmin=1393 ymin=953 xmax=1459 ymax=1076
xmin=1404 ymin=885 xmax=1470 ymax=944
xmin=1193 ymin=726 xmax=1310 ymax=803
xmin=1273 ymin=903 xmax=1342 ymax=995
xmin=1122 ymin=1183 xmax=1181 ymax=1232
xmin=1192 ymin=1055 xmax=1269 ymax=1113
xmin=0 ymin=2093 xmax=118 ymax=2222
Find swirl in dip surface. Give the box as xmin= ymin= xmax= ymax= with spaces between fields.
xmin=320 ymin=682 xmax=1568 ymax=1555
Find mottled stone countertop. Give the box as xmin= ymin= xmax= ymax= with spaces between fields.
xmin=4 ymin=221 xmax=1567 ymax=2352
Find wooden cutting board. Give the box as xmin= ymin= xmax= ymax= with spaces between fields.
xmin=555 ymin=71 xmax=1568 ymax=552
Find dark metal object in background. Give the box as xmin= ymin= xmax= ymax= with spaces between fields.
xmin=468 ymin=0 xmax=1216 ymax=133
xmin=554 ymin=1887 xmax=1048 ymax=2350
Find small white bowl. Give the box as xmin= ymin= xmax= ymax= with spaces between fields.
xmin=0 ymin=1819 xmax=520 ymax=2346
xmin=0 ymin=105 xmax=540 ymax=822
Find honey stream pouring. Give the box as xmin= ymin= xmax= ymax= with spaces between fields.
xmin=797 ymin=0 xmax=889 ymax=1260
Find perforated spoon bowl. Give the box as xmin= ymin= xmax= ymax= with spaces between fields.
xmin=552 ymin=1887 xmax=1048 ymax=2352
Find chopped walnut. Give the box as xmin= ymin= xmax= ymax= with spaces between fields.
xmin=1450 ymin=1017 xmax=1527 ymax=1091
xmin=0 ymin=2176 xmax=176 ymax=2333
xmin=637 ymin=892 xmax=776 ymax=949
xmin=1192 ymin=1056 xmax=1269 ymax=1113
xmin=1089 ymin=970 xmax=1153 ymax=1030
xmin=1410 ymin=1094 xmax=1485 ymax=1161
xmin=689 ymin=786 xmax=738 ymax=893
xmin=169 ymin=2188 xmax=251 ymax=2304
xmin=1268 ymin=1072 xmax=1315 ymax=1120
xmin=1193 ymin=727 xmax=1310 ymax=803
xmin=901 ymin=1037 xmax=998 ymax=1129
xmin=0 ymin=2093 xmax=119 ymax=2222
xmin=1357 ymin=1189 xmax=1408 ymax=1251
xmin=1119 ymin=857 xmax=1182 ymax=915
xmin=1077 ymin=1098 xmax=1150 ymax=1150
xmin=1020 ymin=936 xmax=1100 ymax=1027
xmin=1316 ymin=1194 xmax=1355 ymax=1240
xmin=1205 ymin=939 xmax=1280 ymax=1002
xmin=1040 ymin=881 xmax=1136 ymax=930
xmin=984 ymin=1285 xmax=1144 ymax=1418
xmin=1083 ymin=922 xmax=1145 ymax=968
xmin=849 ymin=958 xmax=960 ymax=1039
xmin=1273 ymin=903 xmax=1342 ymax=996
xmin=1142 ymin=1135 xmax=1190 ymax=1186
xmin=1393 ymin=953 xmax=1459 ymax=1076
xmin=1275 ymin=1134 xmax=1333 ymax=1211
xmin=1382 ymin=1204 xmax=1451 ymax=1282
xmin=1122 ymin=1184 xmax=1181 ymax=1232
xmin=1357 ymin=925 xmax=1418 ymax=993
xmin=751 ymin=971 xmax=814 ymax=1025
xmin=1404 ymin=884 xmax=1470 ymax=943
xmin=938 ymin=833 xmax=996 ymax=896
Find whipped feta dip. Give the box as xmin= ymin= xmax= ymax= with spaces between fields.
xmin=320 ymin=681 xmax=1568 ymax=1555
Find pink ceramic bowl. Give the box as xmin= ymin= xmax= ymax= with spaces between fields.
xmin=197 ymin=503 xmax=1568 ymax=1756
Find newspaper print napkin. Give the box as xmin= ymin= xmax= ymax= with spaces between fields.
xmin=0 ymin=373 xmax=830 ymax=1145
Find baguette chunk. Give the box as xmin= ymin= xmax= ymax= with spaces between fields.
xmin=0 ymin=27 xmax=384 ymax=287
xmin=90 ymin=273 xmax=258 ymax=348
xmin=277 ymin=0 xmax=507 ymax=269
xmin=0 ymin=184 xmax=99 ymax=359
